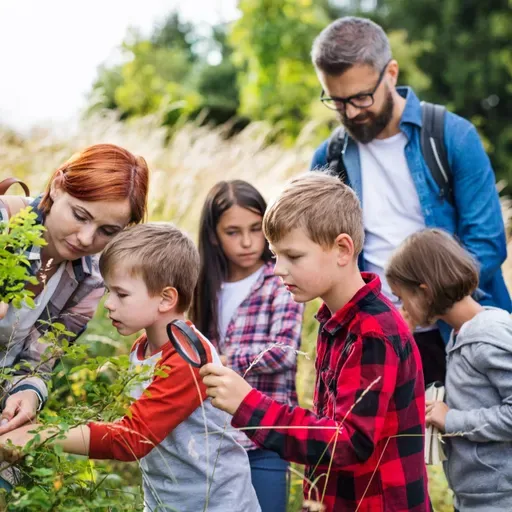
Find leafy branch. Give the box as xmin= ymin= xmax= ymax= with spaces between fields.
xmin=0 ymin=207 xmax=46 ymax=308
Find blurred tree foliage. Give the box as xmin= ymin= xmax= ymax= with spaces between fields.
xmin=89 ymin=0 xmax=511 ymax=183
xmin=381 ymin=0 xmax=512 ymax=187
xmin=89 ymin=12 xmax=242 ymax=127
xmin=229 ymin=0 xmax=330 ymax=138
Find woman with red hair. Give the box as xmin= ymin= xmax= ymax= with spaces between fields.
xmin=0 ymin=143 xmax=149 ymax=436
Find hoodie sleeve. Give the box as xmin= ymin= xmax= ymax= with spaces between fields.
xmin=445 ymin=341 xmax=512 ymax=442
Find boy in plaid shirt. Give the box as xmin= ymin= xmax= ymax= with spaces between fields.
xmin=201 ymin=173 xmax=431 ymax=512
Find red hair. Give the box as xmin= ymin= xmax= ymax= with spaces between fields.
xmin=39 ymin=144 xmax=149 ymax=224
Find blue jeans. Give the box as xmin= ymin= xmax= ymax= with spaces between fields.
xmin=248 ymin=449 xmax=289 ymax=512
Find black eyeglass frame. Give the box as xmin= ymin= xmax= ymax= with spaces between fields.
xmin=320 ymin=59 xmax=392 ymax=111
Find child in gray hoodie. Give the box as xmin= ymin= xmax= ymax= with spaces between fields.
xmin=385 ymin=228 xmax=512 ymax=512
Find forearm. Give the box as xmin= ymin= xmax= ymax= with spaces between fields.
xmin=11 ymin=331 xmax=62 ymax=405
xmin=233 ymin=389 xmax=373 ymax=469
xmin=232 ymin=337 xmax=396 ymax=467
xmin=0 ymin=424 xmax=90 ymax=456
xmin=448 ymin=346 xmax=512 ymax=442
xmin=462 ymin=229 xmax=506 ymax=287
xmin=452 ymin=124 xmax=506 ymax=284
xmin=57 ymin=425 xmax=91 ymax=455
xmin=446 ymin=405 xmax=512 ymax=442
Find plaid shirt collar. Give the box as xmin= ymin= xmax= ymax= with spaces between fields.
xmin=258 ymin=260 xmax=277 ymax=285
xmin=316 ymin=272 xmax=382 ymax=335
xmin=235 ymin=260 xmax=275 ymax=294
xmin=27 ymin=196 xmax=93 ymax=283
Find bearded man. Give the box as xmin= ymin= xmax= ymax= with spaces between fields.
xmin=311 ymin=17 xmax=511 ymax=385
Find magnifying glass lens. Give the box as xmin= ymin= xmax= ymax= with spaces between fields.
xmin=170 ymin=323 xmax=203 ymax=366
xmin=167 ymin=320 xmax=208 ymax=368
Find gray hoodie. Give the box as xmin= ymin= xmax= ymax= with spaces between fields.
xmin=443 ymin=307 xmax=512 ymax=512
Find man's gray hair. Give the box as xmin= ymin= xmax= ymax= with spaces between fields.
xmin=311 ymin=17 xmax=391 ymax=75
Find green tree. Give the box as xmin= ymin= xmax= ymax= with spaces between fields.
xmin=230 ymin=0 xmax=331 ymax=137
xmin=89 ymin=13 xmax=199 ymax=121
xmin=113 ymin=40 xmax=200 ymax=120
xmin=88 ymin=12 xmax=243 ymax=128
xmin=191 ymin=23 xmax=243 ymax=126
xmin=150 ymin=11 xmax=197 ymax=62
xmin=88 ymin=65 xmax=124 ymax=114
xmin=382 ymin=0 xmax=512 ymax=185
xmin=229 ymin=0 xmax=434 ymax=140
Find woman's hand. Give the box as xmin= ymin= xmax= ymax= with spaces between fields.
xmin=426 ymin=400 xmax=449 ymax=432
xmin=0 ymin=391 xmax=39 ymax=435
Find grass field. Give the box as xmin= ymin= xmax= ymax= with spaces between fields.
xmin=2 ymin=112 xmax=510 ymax=510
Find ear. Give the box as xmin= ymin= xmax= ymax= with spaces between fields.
xmin=334 ymin=233 xmax=355 ymax=267
xmin=386 ymin=59 xmax=399 ymax=87
xmin=159 ymin=286 xmax=179 ymax=313
xmin=49 ymin=170 xmax=65 ymax=201
xmin=418 ymin=282 xmax=432 ymax=298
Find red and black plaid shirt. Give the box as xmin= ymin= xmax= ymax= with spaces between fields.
xmin=232 ymin=273 xmax=431 ymax=512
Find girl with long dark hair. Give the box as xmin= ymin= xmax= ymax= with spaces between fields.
xmin=191 ymin=180 xmax=303 ymax=512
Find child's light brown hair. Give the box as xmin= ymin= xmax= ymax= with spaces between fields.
xmin=99 ymin=223 xmax=200 ymax=313
xmin=263 ymin=172 xmax=364 ymax=254
xmin=386 ymin=228 xmax=479 ymax=321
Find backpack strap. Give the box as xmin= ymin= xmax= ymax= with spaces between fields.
xmin=326 ymin=103 xmax=453 ymax=204
xmin=326 ymin=126 xmax=350 ymax=185
xmin=420 ymin=102 xmax=454 ymax=205
xmin=0 ymin=178 xmax=30 ymax=197
xmin=0 ymin=195 xmax=30 ymax=220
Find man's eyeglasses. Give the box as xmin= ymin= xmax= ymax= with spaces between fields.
xmin=320 ymin=59 xmax=391 ymax=111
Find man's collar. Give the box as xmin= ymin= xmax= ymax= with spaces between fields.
xmin=397 ymin=86 xmax=423 ymax=128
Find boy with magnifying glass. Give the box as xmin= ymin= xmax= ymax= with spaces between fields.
xmin=0 ymin=223 xmax=260 ymax=512
xmin=200 ymin=173 xmax=430 ymax=512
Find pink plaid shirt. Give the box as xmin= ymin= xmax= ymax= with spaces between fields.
xmin=209 ymin=262 xmax=304 ymax=450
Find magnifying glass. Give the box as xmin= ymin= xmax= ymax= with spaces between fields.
xmin=166 ymin=320 xmax=208 ymax=368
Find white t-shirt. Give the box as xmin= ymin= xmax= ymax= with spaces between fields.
xmin=217 ymin=266 xmax=265 ymax=343
xmin=359 ymin=132 xmax=426 ymax=305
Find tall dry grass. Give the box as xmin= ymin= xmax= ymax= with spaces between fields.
xmin=1 ymin=111 xmax=510 ymax=511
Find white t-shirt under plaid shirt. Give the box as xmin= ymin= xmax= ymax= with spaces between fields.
xmin=210 ymin=261 xmax=304 ymax=450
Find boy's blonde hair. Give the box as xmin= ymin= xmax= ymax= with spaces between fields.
xmin=263 ymin=172 xmax=364 ymax=254
xmin=386 ymin=228 xmax=479 ymax=321
xmin=99 ymin=223 xmax=200 ymax=313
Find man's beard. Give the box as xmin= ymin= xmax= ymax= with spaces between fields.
xmin=340 ymin=87 xmax=395 ymax=144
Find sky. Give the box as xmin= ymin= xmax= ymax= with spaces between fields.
xmin=0 ymin=0 xmax=238 ymax=132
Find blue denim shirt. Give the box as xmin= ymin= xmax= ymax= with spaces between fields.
xmin=311 ymin=86 xmax=511 ymax=316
